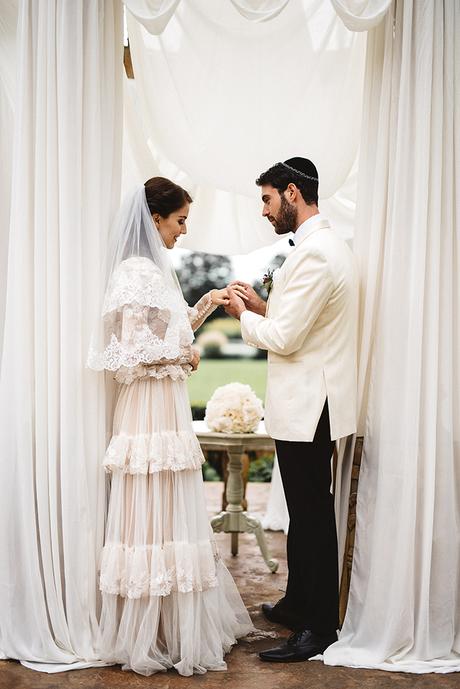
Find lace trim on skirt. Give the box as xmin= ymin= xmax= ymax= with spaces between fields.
xmin=114 ymin=363 xmax=191 ymax=385
xmin=104 ymin=431 xmax=205 ymax=473
xmin=100 ymin=540 xmax=220 ymax=599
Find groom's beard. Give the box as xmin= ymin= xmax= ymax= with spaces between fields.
xmin=272 ymin=196 xmax=298 ymax=235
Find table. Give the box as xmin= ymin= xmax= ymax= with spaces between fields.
xmin=193 ymin=420 xmax=279 ymax=573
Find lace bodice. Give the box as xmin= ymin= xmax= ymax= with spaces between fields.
xmin=87 ymin=257 xmax=217 ymax=383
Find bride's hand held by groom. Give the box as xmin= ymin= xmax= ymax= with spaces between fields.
xmin=226 ymin=281 xmax=267 ymax=319
xmin=210 ymin=288 xmax=230 ymax=306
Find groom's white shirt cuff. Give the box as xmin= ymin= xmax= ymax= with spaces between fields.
xmin=240 ymin=310 xmax=266 ymax=350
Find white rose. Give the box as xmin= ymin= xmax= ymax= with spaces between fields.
xmin=205 ymin=382 xmax=264 ymax=434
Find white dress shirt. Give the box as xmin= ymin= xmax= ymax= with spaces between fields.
xmin=289 ymin=213 xmax=324 ymax=247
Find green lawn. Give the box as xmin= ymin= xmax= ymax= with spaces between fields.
xmin=188 ymin=359 xmax=267 ymax=406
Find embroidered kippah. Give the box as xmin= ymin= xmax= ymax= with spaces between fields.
xmin=279 ymin=161 xmax=319 ymax=182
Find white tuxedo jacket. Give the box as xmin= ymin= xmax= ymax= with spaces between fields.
xmin=240 ymin=217 xmax=358 ymax=442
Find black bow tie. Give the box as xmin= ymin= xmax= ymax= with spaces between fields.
xmin=288 ymin=238 xmax=295 ymax=246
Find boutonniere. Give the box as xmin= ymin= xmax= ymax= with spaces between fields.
xmin=262 ymin=268 xmax=274 ymax=295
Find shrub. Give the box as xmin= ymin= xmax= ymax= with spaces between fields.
xmin=191 ymin=405 xmax=206 ymax=420
xmin=202 ymin=461 xmax=221 ymax=482
xmin=248 ymin=454 xmax=274 ymax=482
xmin=203 ymin=317 xmax=241 ymax=340
xmin=196 ymin=330 xmax=228 ymax=359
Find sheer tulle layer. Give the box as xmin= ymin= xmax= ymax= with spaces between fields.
xmin=100 ymin=377 xmax=253 ymax=675
xmin=98 ymin=561 xmax=254 ymax=677
xmin=100 ymin=540 xmax=219 ymax=598
xmin=107 ymin=377 xmax=204 ymax=472
xmin=104 ymin=431 xmax=204 ymax=473
xmin=103 ymin=470 xmax=220 ymax=589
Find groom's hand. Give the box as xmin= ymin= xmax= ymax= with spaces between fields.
xmin=224 ymin=288 xmax=246 ymax=320
xmin=229 ymin=281 xmax=267 ymax=316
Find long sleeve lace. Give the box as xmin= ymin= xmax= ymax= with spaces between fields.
xmin=113 ymin=302 xmax=194 ymax=384
xmin=88 ymin=257 xmax=196 ymax=384
xmin=187 ymin=292 xmax=218 ymax=331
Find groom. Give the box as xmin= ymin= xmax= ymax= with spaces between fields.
xmin=225 ymin=157 xmax=358 ymax=662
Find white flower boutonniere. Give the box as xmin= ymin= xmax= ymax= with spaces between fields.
xmin=262 ymin=268 xmax=274 ymax=295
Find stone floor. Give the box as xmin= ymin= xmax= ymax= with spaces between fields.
xmin=0 ymin=482 xmax=457 ymax=689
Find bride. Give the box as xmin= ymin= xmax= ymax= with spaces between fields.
xmin=88 ymin=177 xmax=253 ymax=676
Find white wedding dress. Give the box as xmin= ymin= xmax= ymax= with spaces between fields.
xmin=91 ymin=256 xmax=253 ymax=676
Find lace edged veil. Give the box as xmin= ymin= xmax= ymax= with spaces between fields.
xmin=87 ymin=187 xmax=193 ymax=373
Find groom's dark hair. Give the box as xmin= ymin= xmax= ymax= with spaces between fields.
xmin=256 ymin=157 xmax=319 ymax=206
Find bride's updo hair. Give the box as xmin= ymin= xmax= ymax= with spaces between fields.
xmin=144 ymin=177 xmax=192 ymax=218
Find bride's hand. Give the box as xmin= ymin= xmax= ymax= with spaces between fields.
xmin=190 ymin=347 xmax=200 ymax=372
xmin=210 ymin=288 xmax=230 ymax=306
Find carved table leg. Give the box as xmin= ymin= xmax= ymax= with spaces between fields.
xmin=210 ymin=446 xmax=278 ymax=573
xmin=245 ymin=514 xmax=279 ymax=573
xmin=222 ymin=452 xmax=249 ymax=511
xmin=226 ymin=447 xmax=245 ymax=514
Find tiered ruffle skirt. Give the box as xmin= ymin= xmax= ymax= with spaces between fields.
xmin=98 ymin=377 xmax=253 ymax=676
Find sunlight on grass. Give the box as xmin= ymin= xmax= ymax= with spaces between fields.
xmin=187 ymin=359 xmax=267 ymax=406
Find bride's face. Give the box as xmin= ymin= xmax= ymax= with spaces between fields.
xmin=153 ymin=203 xmax=190 ymax=249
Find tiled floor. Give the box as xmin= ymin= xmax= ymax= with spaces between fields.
xmin=0 ymin=482 xmax=456 ymax=689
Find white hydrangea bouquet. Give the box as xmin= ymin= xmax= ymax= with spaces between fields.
xmin=205 ymin=382 xmax=264 ymax=433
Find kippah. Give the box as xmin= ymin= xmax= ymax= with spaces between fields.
xmin=279 ymin=162 xmax=318 ymax=182
xmin=280 ymin=157 xmax=318 ymax=183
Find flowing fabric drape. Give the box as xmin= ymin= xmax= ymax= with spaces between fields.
xmin=331 ymin=0 xmax=392 ymax=31
xmin=261 ymin=454 xmax=289 ymax=534
xmin=123 ymin=0 xmax=367 ymax=254
xmin=0 ymin=0 xmax=17 ymax=365
xmin=124 ymin=0 xmax=303 ymax=32
xmin=326 ymin=0 xmax=460 ymax=673
xmin=0 ymin=0 xmax=123 ymax=670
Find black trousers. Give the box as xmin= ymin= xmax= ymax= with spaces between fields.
xmin=275 ymin=401 xmax=338 ymax=635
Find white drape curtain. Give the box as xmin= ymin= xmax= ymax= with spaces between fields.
xmin=0 ymin=1 xmax=17 ymax=365
xmin=3 ymin=0 xmax=457 ymax=676
xmin=123 ymin=0 xmax=367 ymax=254
xmin=331 ymin=0 xmax=391 ymax=31
xmin=125 ymin=0 xmax=301 ymax=32
xmin=326 ymin=0 xmax=460 ymax=673
xmin=0 ymin=0 xmax=123 ymax=670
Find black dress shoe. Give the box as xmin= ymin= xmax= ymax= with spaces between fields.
xmin=261 ymin=602 xmax=304 ymax=631
xmin=259 ymin=629 xmax=338 ymax=663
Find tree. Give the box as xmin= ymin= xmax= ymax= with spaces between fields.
xmin=176 ymin=252 xmax=234 ymax=321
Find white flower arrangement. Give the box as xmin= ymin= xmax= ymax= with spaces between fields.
xmin=205 ymin=382 xmax=264 ymax=434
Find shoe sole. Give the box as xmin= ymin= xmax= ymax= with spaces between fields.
xmin=259 ymin=654 xmax=319 ymax=663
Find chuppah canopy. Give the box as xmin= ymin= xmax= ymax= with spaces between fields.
xmin=123 ymin=0 xmax=367 ymax=254
xmin=0 ymin=0 xmax=367 ymax=671
xmin=1 ymin=0 xmax=459 ymax=678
